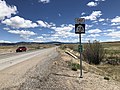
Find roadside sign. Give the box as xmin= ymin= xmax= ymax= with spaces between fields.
xmin=75 ymin=18 xmax=85 ymax=24
xmin=75 ymin=18 xmax=85 ymax=78
xmin=75 ymin=24 xmax=85 ymax=34
xmin=78 ymin=45 xmax=83 ymax=52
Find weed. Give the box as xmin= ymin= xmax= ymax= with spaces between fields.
xmin=68 ymin=61 xmax=80 ymax=71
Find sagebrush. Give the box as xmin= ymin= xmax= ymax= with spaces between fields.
xmin=83 ymin=40 xmax=105 ymax=65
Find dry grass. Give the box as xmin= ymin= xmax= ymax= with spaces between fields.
xmin=60 ymin=42 xmax=120 ymax=82
xmin=0 ymin=46 xmax=17 ymax=54
xmin=0 ymin=44 xmax=55 ymax=54
xmin=97 ymin=65 xmax=120 ymax=81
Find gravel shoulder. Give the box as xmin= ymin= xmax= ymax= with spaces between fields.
xmin=0 ymin=49 xmax=120 ymax=90
xmin=0 ymin=47 xmax=58 ymax=90
xmin=17 ymin=50 xmax=120 ymax=90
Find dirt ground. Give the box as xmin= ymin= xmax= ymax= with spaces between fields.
xmin=17 ymin=50 xmax=120 ymax=90
xmin=2 ymin=51 xmax=120 ymax=90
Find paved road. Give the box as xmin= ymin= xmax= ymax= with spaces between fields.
xmin=0 ymin=47 xmax=57 ymax=71
xmin=0 ymin=47 xmax=59 ymax=89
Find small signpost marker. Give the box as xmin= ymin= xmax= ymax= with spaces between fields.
xmin=75 ymin=18 xmax=85 ymax=78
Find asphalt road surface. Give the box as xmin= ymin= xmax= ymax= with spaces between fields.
xmin=0 ymin=47 xmax=59 ymax=89
xmin=0 ymin=47 xmax=57 ymax=70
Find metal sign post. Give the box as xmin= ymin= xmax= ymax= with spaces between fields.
xmin=75 ymin=18 xmax=85 ymax=78
xmin=79 ymin=34 xmax=82 ymax=78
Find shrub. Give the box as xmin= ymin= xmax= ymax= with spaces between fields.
xmin=83 ymin=40 xmax=105 ymax=65
xmin=106 ymin=53 xmax=120 ymax=65
xmin=60 ymin=44 xmax=67 ymax=50
xmin=35 ymin=46 xmax=40 ymax=49
xmin=60 ymin=44 xmax=78 ymax=51
xmin=68 ymin=61 xmax=80 ymax=71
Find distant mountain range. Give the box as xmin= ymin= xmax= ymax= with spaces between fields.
xmin=0 ymin=41 xmax=78 ymax=46
xmin=0 ymin=41 xmax=120 ymax=46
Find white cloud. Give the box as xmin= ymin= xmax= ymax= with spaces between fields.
xmin=42 ymin=34 xmax=51 ymax=37
xmin=102 ymin=23 xmax=108 ymax=25
xmin=3 ymin=27 xmax=10 ymax=30
xmin=58 ymin=13 xmax=61 ymax=17
xmin=92 ymin=20 xmax=98 ymax=23
xmin=111 ymin=16 xmax=120 ymax=23
xmin=81 ymin=11 xmax=102 ymax=20
xmin=103 ymin=33 xmax=107 ymax=35
xmin=88 ymin=29 xmax=102 ymax=33
xmin=51 ymin=24 xmax=74 ymax=32
xmin=95 ymin=0 xmax=105 ymax=1
xmin=105 ymin=39 xmax=120 ymax=42
xmin=2 ymin=16 xmax=38 ymax=28
xmin=117 ymin=26 xmax=120 ymax=29
xmin=32 ymin=35 xmax=79 ymax=43
xmin=36 ymin=36 xmax=44 ymax=39
xmin=111 ymin=23 xmax=120 ymax=26
xmin=37 ymin=20 xmax=55 ymax=28
xmin=86 ymin=24 xmax=93 ymax=29
xmin=88 ymin=34 xmax=100 ymax=38
xmin=87 ymin=0 xmax=105 ymax=7
xmin=8 ymin=30 xmax=36 ymax=39
xmin=106 ymin=29 xmax=115 ymax=32
xmin=111 ymin=16 xmax=120 ymax=26
xmin=31 ymin=21 xmax=79 ymax=42
xmin=87 ymin=2 xmax=98 ymax=7
xmin=38 ymin=0 xmax=50 ymax=3
xmin=0 ymin=0 xmax=17 ymax=20
xmin=33 ymin=23 xmax=78 ymax=42
xmin=99 ymin=18 xmax=105 ymax=22
xmin=0 ymin=40 xmax=11 ymax=43
xmin=37 ymin=20 xmax=47 ymax=28
xmin=51 ymin=24 xmax=76 ymax=39
xmin=107 ymin=31 xmax=120 ymax=38
xmin=35 ymin=20 xmax=78 ymax=42
xmin=81 ymin=12 xmax=85 ymax=15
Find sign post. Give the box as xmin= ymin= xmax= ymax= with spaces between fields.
xmin=75 ymin=18 xmax=85 ymax=78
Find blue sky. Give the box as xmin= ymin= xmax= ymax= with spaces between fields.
xmin=0 ymin=0 xmax=120 ymax=43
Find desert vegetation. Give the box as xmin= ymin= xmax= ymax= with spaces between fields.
xmin=60 ymin=41 xmax=120 ymax=81
xmin=67 ymin=61 xmax=80 ymax=71
xmin=60 ymin=41 xmax=120 ymax=65
xmin=83 ymin=40 xmax=105 ymax=65
xmin=0 ymin=43 xmax=55 ymax=54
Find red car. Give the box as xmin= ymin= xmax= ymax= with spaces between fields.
xmin=16 ymin=46 xmax=27 ymax=52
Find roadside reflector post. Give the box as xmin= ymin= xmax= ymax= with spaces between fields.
xmin=75 ymin=18 xmax=85 ymax=78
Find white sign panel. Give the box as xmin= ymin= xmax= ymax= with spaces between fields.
xmin=75 ymin=18 xmax=85 ymax=24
